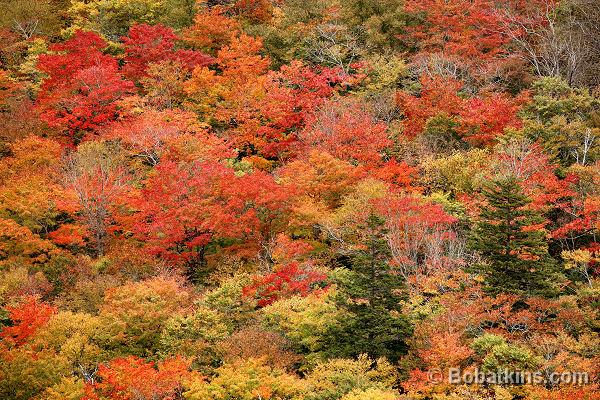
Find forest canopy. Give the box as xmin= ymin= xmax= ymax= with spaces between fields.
xmin=0 ymin=0 xmax=599 ymax=399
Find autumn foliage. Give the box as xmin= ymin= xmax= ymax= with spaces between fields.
xmin=0 ymin=297 xmax=55 ymax=346
xmin=396 ymin=75 xmax=525 ymax=145
xmin=36 ymin=31 xmax=135 ymax=140
xmin=0 ymin=0 xmax=599 ymax=399
xmin=122 ymin=24 xmax=213 ymax=82
xmin=242 ymin=262 xmax=328 ymax=307
xmin=83 ymin=356 xmax=196 ymax=400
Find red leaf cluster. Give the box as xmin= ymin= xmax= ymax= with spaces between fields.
xmin=0 ymin=297 xmax=56 ymax=346
xmin=242 ymin=262 xmax=328 ymax=307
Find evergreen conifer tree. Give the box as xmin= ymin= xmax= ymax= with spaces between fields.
xmin=470 ymin=176 xmax=561 ymax=297
xmin=328 ymin=214 xmax=413 ymax=362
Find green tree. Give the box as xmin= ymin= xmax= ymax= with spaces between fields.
xmin=304 ymin=355 xmax=398 ymax=400
xmin=250 ymin=0 xmax=407 ymax=69
xmin=469 ymin=176 xmax=561 ymax=297
xmin=327 ymin=214 xmax=412 ymax=362
xmin=65 ymin=0 xmax=197 ymax=40
xmin=0 ymin=0 xmax=69 ymax=39
xmin=522 ymin=77 xmax=600 ymax=167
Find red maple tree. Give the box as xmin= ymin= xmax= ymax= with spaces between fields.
xmin=36 ymin=31 xmax=135 ymax=141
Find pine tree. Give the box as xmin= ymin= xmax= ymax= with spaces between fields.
xmin=327 ymin=214 xmax=413 ymax=362
xmin=470 ymin=176 xmax=561 ymax=297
